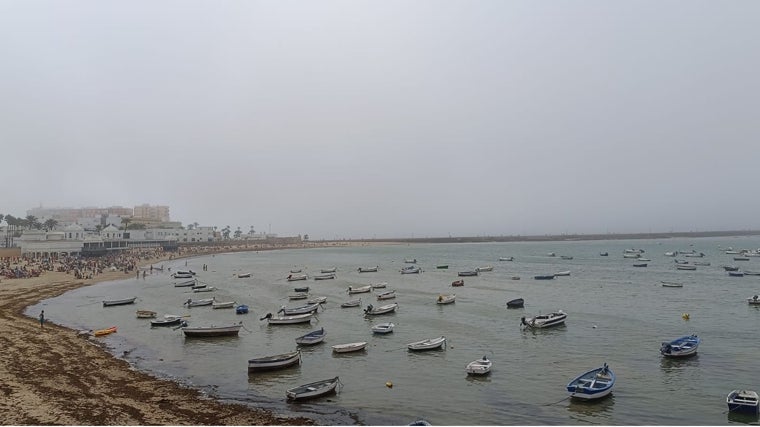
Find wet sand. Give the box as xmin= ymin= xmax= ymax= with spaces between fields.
xmin=0 ymin=257 xmax=315 ymax=425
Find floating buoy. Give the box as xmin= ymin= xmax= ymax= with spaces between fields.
xmin=682 ymin=313 xmax=690 ymax=320
xmin=386 ymin=381 xmax=393 ymax=388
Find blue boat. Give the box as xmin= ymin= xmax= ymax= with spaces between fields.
xmin=660 ymin=335 xmax=701 ymax=358
xmin=235 ymin=304 xmax=249 ymax=315
xmin=566 ymin=363 xmax=615 ymax=400
xmin=727 ymin=390 xmax=759 ymax=416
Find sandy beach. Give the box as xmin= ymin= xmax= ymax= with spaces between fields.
xmin=0 ymin=249 xmax=316 ymax=425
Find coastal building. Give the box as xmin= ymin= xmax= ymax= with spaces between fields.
xmin=133 ymin=204 xmax=170 ymax=222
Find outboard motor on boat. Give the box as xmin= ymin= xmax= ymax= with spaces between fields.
xmin=259 ymin=313 xmax=272 ymax=321
xmin=364 ymin=304 xmax=373 ymax=314
xmin=520 ymin=316 xmax=526 ymax=326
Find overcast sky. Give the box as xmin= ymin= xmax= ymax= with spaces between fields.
xmin=1 ymin=1 xmax=759 ymax=240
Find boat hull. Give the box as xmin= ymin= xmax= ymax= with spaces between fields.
xmin=182 ymin=325 xmax=242 ymax=337
xmin=248 ymin=351 xmax=301 ymax=372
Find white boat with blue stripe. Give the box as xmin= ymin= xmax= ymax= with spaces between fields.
xmin=566 ymin=363 xmax=615 ymax=400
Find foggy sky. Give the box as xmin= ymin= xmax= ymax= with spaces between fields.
xmin=1 ymin=1 xmax=759 ymax=240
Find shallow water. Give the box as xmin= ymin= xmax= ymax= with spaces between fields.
xmin=29 ymin=236 xmax=760 ymax=425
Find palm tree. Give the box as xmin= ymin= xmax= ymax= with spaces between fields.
xmin=121 ymin=216 xmax=132 ymax=231
xmin=43 ymin=219 xmax=58 ymax=231
xmin=222 ymin=225 xmax=231 ymax=240
xmin=249 ymin=226 xmax=255 ymax=235
xmin=25 ymin=215 xmax=40 ymax=230
xmin=234 ymin=227 xmax=242 ymax=239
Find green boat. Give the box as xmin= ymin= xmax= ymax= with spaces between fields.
xmin=436 ymin=265 xmax=449 ymax=269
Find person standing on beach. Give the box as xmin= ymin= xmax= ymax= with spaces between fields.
xmin=39 ymin=310 xmax=45 ymax=328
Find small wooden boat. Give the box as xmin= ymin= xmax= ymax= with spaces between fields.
xmin=260 ymin=312 xmax=314 ymax=325
xmin=566 ymin=363 xmax=615 ymax=400
xmin=172 ymin=272 xmax=194 ymax=279
xmin=436 ymin=264 xmax=449 ymax=269
xmin=743 ymin=271 xmax=760 ymax=276
xmin=290 ymin=269 xmax=302 ymax=273
xmin=693 ymin=262 xmax=711 ymax=266
xmin=341 ymin=299 xmax=362 ymax=308
xmin=660 ymin=334 xmax=701 ymax=357
xmin=248 ymin=350 xmax=301 ymax=372
xmin=499 ymin=257 xmax=514 ymax=261
xmin=103 ymin=297 xmax=137 ymax=307
xmin=599 ymin=252 xmax=609 ymax=256
xmin=727 ymin=390 xmax=760 ymax=416
xmin=534 ymin=274 xmax=555 ymax=280
xmin=521 ymin=310 xmax=567 ymax=329
xmin=332 ymin=341 xmax=367 ymax=353
xmin=475 ymin=266 xmax=494 ymax=272
xmin=633 ymin=263 xmax=648 ymax=267
xmin=287 ymin=274 xmax=308 ymax=281
xmin=357 ymin=266 xmax=379 ymax=273
xmin=191 ymin=283 xmax=207 ymax=290
xmin=136 ymin=310 xmax=157 ymax=318
xmin=465 ymin=356 xmax=492 ymax=375
xmin=458 ymin=270 xmax=478 ymax=277
xmin=293 ymin=286 xmax=310 ymax=293
xmin=235 ymin=304 xmax=249 ymax=314
xmin=734 ymin=256 xmax=750 ymax=261
xmin=723 ymin=265 xmax=740 ymax=271
xmin=192 ymin=286 xmax=216 ymax=293
xmin=560 ymin=256 xmax=574 ymax=260
xmin=371 ymin=282 xmax=388 ymax=289
xmin=286 ymin=376 xmax=341 ymax=401
xmin=377 ymin=290 xmax=397 ymax=300
xmin=364 ymin=302 xmax=399 ymax=316
xmin=93 ymin=326 xmax=118 ymax=336
xmin=288 ymin=293 xmax=309 ymax=300
xmin=408 ymin=336 xmax=446 ymax=351
xmin=320 ymin=267 xmax=337 ymax=273
xmin=661 ymin=281 xmax=684 ymax=288
xmin=511 ymin=276 xmax=521 ymax=280
xmin=212 ymin=300 xmax=235 ymax=309
xmin=181 ymin=323 xmax=242 ymax=337
xmin=307 ymin=296 xmax=327 ymax=305
xmin=404 ymin=258 xmax=417 ymax=264
xmin=184 ymin=298 xmax=214 ymax=307
xmin=451 ymin=279 xmax=464 ymax=287
xmin=676 ymin=264 xmax=696 ymax=270
xmin=174 ymin=279 xmax=196 ymax=287
xmin=295 ymin=327 xmax=326 ymax=346
xmin=372 ymin=322 xmax=394 ymax=334
xmin=347 ymin=285 xmax=372 ymax=294
xmin=554 ymin=271 xmax=571 ymax=276
xmin=637 ymin=257 xmax=652 ymax=262
xmin=237 ymin=272 xmax=252 ymax=278
xmin=313 ymin=273 xmax=336 ymax=280
xmin=506 ymin=298 xmax=524 ymax=308
xmin=749 ymin=295 xmax=760 ymax=305
xmin=729 ymin=271 xmax=745 ymax=277
xmin=436 ymin=294 xmax=456 ymax=304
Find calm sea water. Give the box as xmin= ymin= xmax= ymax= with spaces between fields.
xmin=28 ymin=236 xmax=760 ymax=425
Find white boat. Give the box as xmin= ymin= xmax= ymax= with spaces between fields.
xmin=661 ymin=281 xmax=684 ymax=288
xmin=407 ymin=336 xmax=446 ymax=351
xmin=260 ymin=312 xmax=315 ymax=325
xmin=475 ymin=266 xmax=494 ymax=272
xmin=247 ymin=350 xmax=301 ymax=372
xmin=358 ymin=266 xmax=379 ymax=273
xmin=340 ymin=298 xmax=362 ymax=308
xmin=237 ymin=272 xmax=252 ymax=278
xmin=499 ymin=257 xmax=514 ymax=261
xmin=135 ymin=310 xmax=157 ymax=318
xmin=307 ymin=296 xmax=327 ymax=305
xmin=286 ymin=376 xmax=341 ymax=401
xmin=192 ymin=286 xmax=217 ymax=293
xmin=372 ymin=322 xmax=394 ymax=334
xmin=295 ymin=327 xmax=326 ymax=346
xmin=331 ymin=341 xmax=367 ymax=353
xmin=183 ymin=298 xmax=214 ymax=307
xmin=102 ymin=297 xmax=137 ymax=307
xmin=660 ymin=335 xmax=701 ymax=357
xmin=465 ymin=356 xmax=492 ymax=375
xmin=371 ymin=282 xmax=388 ymax=289
xmin=212 ymin=300 xmax=235 ymax=309
xmin=566 ymin=363 xmax=615 ymax=400
xmin=377 ymin=290 xmax=397 ymax=300
xmin=313 ymin=273 xmax=336 ymax=280
xmin=676 ymin=264 xmax=697 ymax=270
xmin=320 ymin=267 xmax=337 ymax=273
xmin=637 ymin=257 xmax=651 ymax=262
xmin=287 ymin=273 xmax=308 ymax=281
xmin=623 ymin=253 xmax=641 ymax=259
xmin=521 ymin=310 xmax=567 ymax=329
xmin=364 ymin=302 xmax=399 ymax=316
xmin=404 ymin=258 xmax=417 ymax=264
xmin=278 ymin=302 xmax=321 ymax=315
xmin=664 ymin=251 xmax=677 ymax=257
xmin=288 ymin=293 xmax=309 ymax=300
xmin=174 ymin=279 xmax=196 ymax=287
xmin=347 ymin=285 xmax=372 ymax=294
xmin=727 ymin=390 xmax=760 ymax=416
xmin=748 ymin=295 xmax=760 ymax=305
xmin=181 ymin=323 xmax=242 ymax=337
xmin=554 ymin=271 xmax=571 ymax=276
xmin=436 ymin=294 xmax=456 ymax=304
xmin=401 ymin=266 xmax=421 ymax=274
